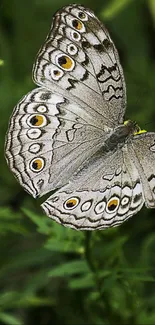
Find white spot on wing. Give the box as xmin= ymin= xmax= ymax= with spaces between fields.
xmin=29 ymin=143 xmax=41 ymax=154
xmin=95 ymin=201 xmax=106 ymax=214
xmin=27 ymin=128 xmax=42 ymax=139
xmin=81 ymin=200 xmax=92 ymax=211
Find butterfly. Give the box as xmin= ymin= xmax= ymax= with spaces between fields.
xmin=5 ymin=4 xmax=155 ymax=230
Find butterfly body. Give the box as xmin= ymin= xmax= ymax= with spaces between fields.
xmin=5 ymin=4 xmax=155 ymax=230
xmin=102 ymin=120 xmax=138 ymax=153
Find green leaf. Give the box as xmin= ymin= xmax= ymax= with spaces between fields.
xmin=0 ymin=59 xmax=4 ymax=66
xmin=0 ymin=207 xmax=28 ymax=235
xmin=0 ymin=290 xmax=54 ymax=309
xmin=102 ymin=0 xmax=133 ymax=19
xmin=16 ymin=296 xmax=54 ymax=308
xmin=0 ymin=248 xmax=53 ymax=278
xmin=45 ymin=237 xmax=84 ymax=254
xmin=22 ymin=208 xmax=51 ymax=234
xmin=126 ymin=275 xmax=155 ymax=282
xmin=137 ymin=311 xmax=155 ymax=324
xmin=69 ymin=273 xmax=95 ymax=289
xmin=0 ymin=312 xmax=22 ymax=325
xmin=98 ymin=270 xmax=113 ymax=278
xmin=23 ymin=268 xmax=52 ymax=295
xmin=0 ymin=292 xmax=19 ymax=308
xmin=48 ymin=260 xmax=89 ymax=277
xmin=148 ymin=0 xmax=155 ymax=25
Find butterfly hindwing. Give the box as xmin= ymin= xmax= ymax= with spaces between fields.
xmin=128 ymin=132 xmax=155 ymax=208
xmin=42 ymin=144 xmax=144 ymax=230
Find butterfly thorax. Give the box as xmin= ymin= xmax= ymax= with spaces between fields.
xmin=103 ymin=120 xmax=138 ymax=152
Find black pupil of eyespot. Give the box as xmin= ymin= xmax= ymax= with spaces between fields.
xmin=54 ymin=70 xmax=59 ymax=75
xmin=72 ymin=19 xmax=79 ymax=28
xmin=70 ymin=46 xmax=74 ymax=51
xmin=32 ymin=161 xmax=38 ymax=170
xmin=58 ymin=56 xmax=67 ymax=65
xmin=108 ymin=204 xmax=116 ymax=211
xmin=30 ymin=116 xmax=38 ymax=125
xmin=66 ymin=201 xmax=75 ymax=208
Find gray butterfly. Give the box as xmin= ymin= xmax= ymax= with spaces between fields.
xmin=5 ymin=4 xmax=155 ymax=230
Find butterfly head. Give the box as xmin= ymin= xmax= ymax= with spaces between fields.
xmin=124 ymin=120 xmax=147 ymax=136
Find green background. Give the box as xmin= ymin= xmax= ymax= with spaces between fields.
xmin=1 ymin=0 xmax=155 ymax=324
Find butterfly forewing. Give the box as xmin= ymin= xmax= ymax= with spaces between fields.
xmin=33 ymin=4 xmax=126 ymax=128
xmin=5 ymin=87 xmax=106 ymax=198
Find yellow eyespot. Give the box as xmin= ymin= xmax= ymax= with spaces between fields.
xmin=106 ymin=197 xmax=119 ymax=213
xmin=28 ymin=114 xmax=46 ymax=127
xmin=30 ymin=158 xmax=44 ymax=172
xmin=57 ymin=55 xmax=74 ymax=70
xmin=64 ymin=197 xmax=79 ymax=210
xmin=72 ymin=19 xmax=83 ymax=30
xmin=30 ymin=115 xmax=44 ymax=126
xmin=108 ymin=199 xmax=118 ymax=209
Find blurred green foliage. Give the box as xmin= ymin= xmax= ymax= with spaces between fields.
xmin=1 ymin=0 xmax=155 ymax=324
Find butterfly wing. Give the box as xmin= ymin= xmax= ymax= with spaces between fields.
xmin=5 ymin=4 xmax=126 ymax=199
xmin=5 ymin=88 xmax=107 ymax=198
xmin=33 ymin=4 xmax=126 ymax=128
xmin=42 ymin=143 xmax=145 ymax=230
xmin=127 ymin=132 xmax=155 ymax=208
